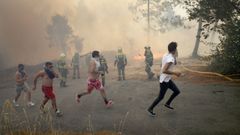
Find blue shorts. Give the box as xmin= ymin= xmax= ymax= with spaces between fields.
xmin=16 ymin=84 xmax=28 ymax=94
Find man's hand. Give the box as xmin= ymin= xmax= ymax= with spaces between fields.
xmin=174 ymin=72 xmax=181 ymax=77
xmin=32 ymin=85 xmax=36 ymax=91
xmin=98 ymin=71 xmax=104 ymax=74
xmin=24 ymin=75 xmax=29 ymax=80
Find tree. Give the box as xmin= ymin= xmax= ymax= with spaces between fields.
xmin=192 ymin=17 xmax=202 ymax=58
xmin=69 ymin=35 xmax=84 ymax=53
xmin=47 ymin=15 xmax=73 ymax=54
xmin=129 ymin=0 xmax=186 ymax=33
xmin=185 ymin=0 xmax=240 ymax=74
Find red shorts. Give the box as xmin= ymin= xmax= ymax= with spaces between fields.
xmin=42 ymin=86 xmax=55 ymax=99
xmin=87 ymin=79 xmax=104 ymax=93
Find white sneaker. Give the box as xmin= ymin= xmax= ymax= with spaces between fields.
xmin=56 ymin=109 xmax=63 ymax=117
xmin=27 ymin=101 xmax=35 ymax=107
xmin=13 ymin=100 xmax=19 ymax=107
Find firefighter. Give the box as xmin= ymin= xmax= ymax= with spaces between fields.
xmin=99 ymin=54 xmax=109 ymax=86
xmin=144 ymin=46 xmax=155 ymax=79
xmin=114 ymin=48 xmax=127 ymax=81
xmin=71 ymin=52 xmax=80 ymax=79
xmin=57 ymin=53 xmax=68 ymax=87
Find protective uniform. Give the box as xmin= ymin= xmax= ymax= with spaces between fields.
xmin=72 ymin=52 xmax=80 ymax=79
xmin=57 ymin=53 xmax=68 ymax=87
xmin=99 ymin=55 xmax=108 ymax=86
xmin=85 ymin=53 xmax=92 ymax=68
xmin=144 ymin=46 xmax=154 ymax=79
xmin=114 ymin=48 xmax=127 ymax=81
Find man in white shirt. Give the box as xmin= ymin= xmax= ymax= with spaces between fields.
xmin=148 ymin=42 xmax=181 ymax=116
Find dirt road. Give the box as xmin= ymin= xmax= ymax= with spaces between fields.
xmin=0 ymin=63 xmax=240 ymax=135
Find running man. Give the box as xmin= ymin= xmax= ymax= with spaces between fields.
xmin=13 ymin=64 xmax=35 ymax=107
xmin=76 ymin=51 xmax=113 ymax=107
xmin=32 ymin=62 xmax=62 ymax=116
xmin=147 ymin=42 xmax=181 ymax=116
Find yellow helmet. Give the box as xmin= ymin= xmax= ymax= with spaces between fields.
xmin=60 ymin=53 xmax=66 ymax=57
xmin=118 ymin=48 xmax=123 ymax=53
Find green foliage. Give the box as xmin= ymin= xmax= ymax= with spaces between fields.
xmin=210 ymin=18 xmax=240 ymax=74
xmin=185 ymin=0 xmax=240 ymax=74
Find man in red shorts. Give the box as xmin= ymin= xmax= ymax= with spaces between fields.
xmin=32 ymin=62 xmax=62 ymax=116
xmin=76 ymin=51 xmax=113 ymax=107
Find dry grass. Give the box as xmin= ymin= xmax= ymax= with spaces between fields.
xmin=0 ymin=100 xmax=122 ymax=135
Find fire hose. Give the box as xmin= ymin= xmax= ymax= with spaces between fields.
xmin=181 ymin=65 xmax=240 ymax=82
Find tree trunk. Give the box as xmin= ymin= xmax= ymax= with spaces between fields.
xmin=192 ymin=18 xmax=202 ymax=58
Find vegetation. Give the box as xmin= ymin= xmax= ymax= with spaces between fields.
xmin=0 ymin=100 xmax=119 ymax=135
xmin=185 ymin=0 xmax=240 ymax=74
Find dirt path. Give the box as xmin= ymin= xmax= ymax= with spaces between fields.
xmin=0 ymin=64 xmax=240 ymax=135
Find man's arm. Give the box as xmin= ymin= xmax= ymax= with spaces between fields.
xmin=32 ymin=71 xmax=44 ymax=90
xmin=71 ymin=58 xmax=73 ymax=66
xmin=125 ymin=55 xmax=127 ymax=65
xmin=53 ymin=70 xmax=59 ymax=78
xmin=162 ymin=62 xmax=181 ymax=77
xmin=114 ymin=56 xmax=118 ymax=67
xmin=80 ymin=52 xmax=91 ymax=57
xmin=16 ymin=73 xmax=26 ymax=83
xmin=25 ymin=74 xmax=29 ymax=80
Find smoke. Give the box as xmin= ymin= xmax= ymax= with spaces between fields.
xmin=0 ymin=0 xmax=213 ymax=69
xmin=0 ymin=0 xmax=76 ymax=69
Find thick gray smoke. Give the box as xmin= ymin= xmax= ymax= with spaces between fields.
xmin=0 ymin=0 xmax=211 ymax=70
xmin=0 ymin=0 xmax=76 ymax=69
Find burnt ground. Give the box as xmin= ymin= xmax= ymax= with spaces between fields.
xmin=0 ymin=59 xmax=240 ymax=135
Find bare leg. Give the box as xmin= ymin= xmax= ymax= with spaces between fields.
xmin=78 ymin=91 xmax=90 ymax=97
xmin=76 ymin=91 xmax=90 ymax=103
xmin=15 ymin=92 xmax=21 ymax=102
xmin=100 ymin=89 xmax=109 ymax=104
xmin=26 ymin=91 xmax=31 ymax=102
xmin=51 ymin=98 xmax=57 ymax=111
xmin=41 ymin=97 xmax=49 ymax=109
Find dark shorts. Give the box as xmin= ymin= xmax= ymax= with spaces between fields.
xmin=16 ymin=83 xmax=28 ymax=94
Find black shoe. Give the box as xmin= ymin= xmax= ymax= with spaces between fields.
xmin=147 ymin=109 xmax=156 ymax=117
xmin=164 ymin=104 xmax=174 ymax=110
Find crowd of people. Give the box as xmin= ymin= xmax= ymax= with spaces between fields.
xmin=12 ymin=42 xmax=182 ymax=117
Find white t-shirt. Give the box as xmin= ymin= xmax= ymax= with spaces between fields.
xmin=159 ymin=53 xmax=175 ymax=83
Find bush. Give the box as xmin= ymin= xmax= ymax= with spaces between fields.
xmin=209 ymin=18 xmax=240 ymax=74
